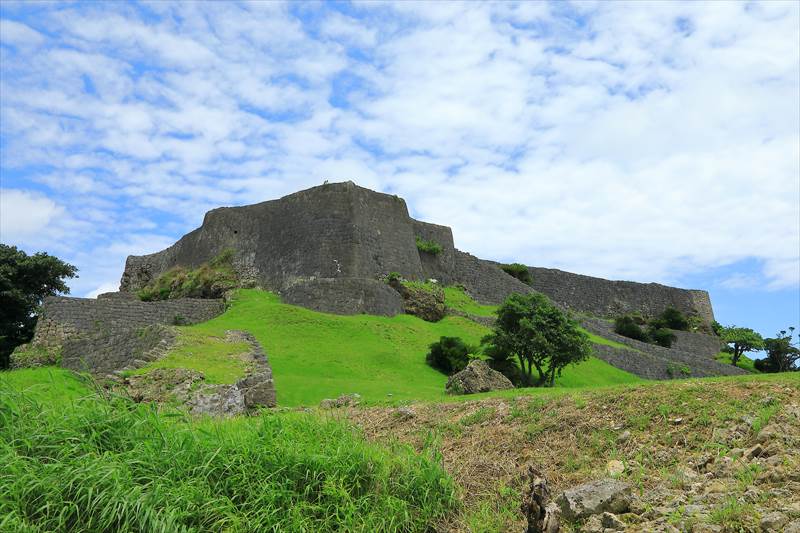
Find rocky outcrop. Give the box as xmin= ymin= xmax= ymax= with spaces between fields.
xmin=389 ymin=280 xmax=446 ymax=322
xmin=446 ymin=360 xmax=514 ymax=394
xmin=122 ymin=330 xmax=276 ymax=416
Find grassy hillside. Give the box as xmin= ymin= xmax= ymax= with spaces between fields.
xmin=165 ymin=289 xmax=641 ymax=406
xmin=715 ymin=351 xmax=760 ymax=373
xmin=0 ymin=367 xmax=91 ymax=403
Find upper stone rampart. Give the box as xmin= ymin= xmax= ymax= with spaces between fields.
xmin=119 ymin=181 xmax=716 ymax=324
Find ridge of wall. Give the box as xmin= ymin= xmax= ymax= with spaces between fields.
xmin=527 ymin=266 xmax=715 ymax=323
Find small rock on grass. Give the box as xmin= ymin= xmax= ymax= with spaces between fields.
xmin=606 ymin=460 xmax=625 ymax=477
xmin=557 ymin=479 xmax=631 ymax=520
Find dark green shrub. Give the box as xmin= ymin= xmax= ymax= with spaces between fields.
xmin=658 ymin=307 xmax=690 ymax=331
xmin=614 ymin=315 xmax=649 ymax=342
xmin=711 ymin=320 xmax=723 ymax=336
xmin=426 ymin=336 xmax=475 ymax=375
xmin=415 ymin=236 xmax=443 ymax=255
xmin=649 ymin=327 xmax=676 ymax=348
xmin=500 ymin=263 xmax=532 ymax=285
xmin=138 ymin=250 xmax=238 ymax=301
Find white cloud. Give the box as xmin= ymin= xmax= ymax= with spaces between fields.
xmin=0 ymin=189 xmax=63 ymax=241
xmin=0 ymin=1 xmax=798 ymax=296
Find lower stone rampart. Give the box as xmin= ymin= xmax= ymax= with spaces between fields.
xmin=281 ymin=278 xmax=404 ymax=316
xmin=62 ymin=325 xmax=176 ymax=375
xmin=670 ymin=329 xmax=724 ymax=359
xmin=582 ymin=318 xmax=746 ymax=378
xmin=29 ymin=294 xmax=225 ymax=348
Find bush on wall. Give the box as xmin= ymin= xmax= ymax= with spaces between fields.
xmin=500 ymin=263 xmax=532 ymax=285
xmin=415 ymin=236 xmax=443 ymax=255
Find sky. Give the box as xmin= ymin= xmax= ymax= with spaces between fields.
xmin=1 ymin=1 xmax=798 ymax=341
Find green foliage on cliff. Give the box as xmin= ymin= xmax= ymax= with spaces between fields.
xmin=500 ymin=263 xmax=532 ymax=285
xmin=0 ymin=389 xmax=458 ymax=532
xmin=137 ymin=250 xmax=237 ymax=301
xmin=415 ymin=236 xmax=443 ymax=255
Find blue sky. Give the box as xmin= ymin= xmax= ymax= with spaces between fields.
xmin=1 ymin=1 xmax=798 ymax=341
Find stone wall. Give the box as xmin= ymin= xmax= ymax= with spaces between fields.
xmin=120 ymin=181 xmax=430 ymax=293
xmin=453 ymin=251 xmax=534 ymax=304
xmin=671 ymin=329 xmax=724 ymax=359
xmin=62 ymin=325 xmax=176 ymax=375
xmin=527 ymin=266 xmax=716 ymax=324
xmin=281 ymin=278 xmax=404 ymax=316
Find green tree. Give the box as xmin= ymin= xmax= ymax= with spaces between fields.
xmin=720 ymin=325 xmax=764 ymax=368
xmin=0 ymin=245 xmax=77 ymax=369
xmin=658 ymin=307 xmax=690 ymax=331
xmin=483 ymin=292 xmax=590 ymax=387
xmin=500 ymin=263 xmax=533 ymax=285
xmin=755 ymin=328 xmax=799 ymax=373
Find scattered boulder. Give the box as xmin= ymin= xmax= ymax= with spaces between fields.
xmin=395 ymin=407 xmax=416 ymax=420
xmin=237 ymin=371 xmax=277 ymax=408
xmin=320 ymin=393 xmax=362 ymax=409
xmin=557 ymin=479 xmax=632 ymax=520
xmin=445 ymin=360 xmax=514 ymax=395
xmin=616 ymin=430 xmax=631 ymax=444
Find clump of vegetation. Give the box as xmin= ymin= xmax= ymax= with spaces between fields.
xmin=137 ymin=249 xmax=238 ymax=301
xmin=415 ymin=236 xmax=443 ymax=255
xmin=614 ymin=307 xmax=695 ymax=348
xmin=0 ymin=390 xmax=458 ymax=531
xmin=500 ymin=263 xmax=532 ymax=285
xmin=614 ymin=315 xmax=649 ymax=342
xmin=426 ymin=336 xmax=476 ymax=375
xmin=483 ymin=292 xmax=591 ymax=387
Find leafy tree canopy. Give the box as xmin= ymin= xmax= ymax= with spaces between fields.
xmin=0 ymin=244 xmax=77 ymax=369
xmin=755 ymin=327 xmax=799 ymax=373
xmin=483 ymin=292 xmax=590 ymax=387
xmin=720 ymin=325 xmax=764 ymax=368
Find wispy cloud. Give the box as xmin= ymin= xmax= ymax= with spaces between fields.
xmin=0 ymin=1 xmax=798 ymax=298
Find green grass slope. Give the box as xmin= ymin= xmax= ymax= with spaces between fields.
xmin=176 ymin=290 xmax=641 ymax=406
xmin=715 ymin=351 xmax=760 ymax=373
xmin=0 ymin=367 xmax=91 ymax=404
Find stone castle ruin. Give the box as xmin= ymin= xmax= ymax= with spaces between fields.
xmin=14 ymin=181 xmax=745 ymax=390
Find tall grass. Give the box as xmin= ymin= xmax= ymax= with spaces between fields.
xmin=0 ymin=390 xmax=457 ymax=532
